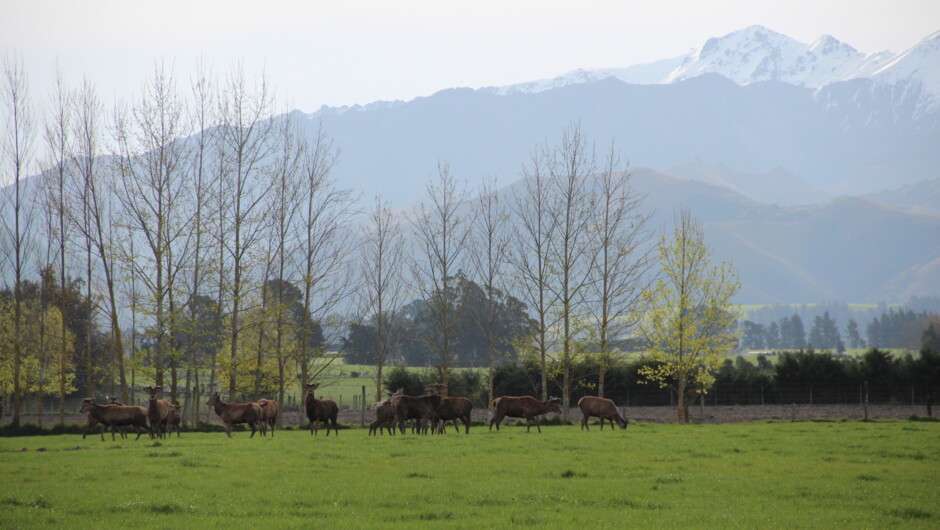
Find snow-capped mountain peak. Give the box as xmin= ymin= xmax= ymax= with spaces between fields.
xmin=666 ymin=25 xmax=894 ymax=88
xmin=490 ymin=26 xmax=938 ymax=108
xmin=871 ymin=30 xmax=940 ymax=107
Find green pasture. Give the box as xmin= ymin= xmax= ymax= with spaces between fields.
xmin=1 ymin=421 xmax=937 ymax=528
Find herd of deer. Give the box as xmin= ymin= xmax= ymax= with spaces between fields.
xmin=79 ymin=382 xmax=629 ymax=441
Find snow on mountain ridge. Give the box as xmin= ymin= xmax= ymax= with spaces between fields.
xmin=870 ymin=30 xmax=940 ymax=110
xmin=667 ymin=25 xmax=893 ymax=87
xmin=491 ymin=25 xmax=937 ymax=107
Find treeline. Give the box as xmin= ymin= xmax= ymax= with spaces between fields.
xmin=343 ymin=272 xmax=534 ymax=368
xmin=384 ymin=327 xmax=940 ymax=412
xmin=738 ymin=309 xmax=939 ymax=352
xmin=0 ymin=55 xmax=658 ymax=425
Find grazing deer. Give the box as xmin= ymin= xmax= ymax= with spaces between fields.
xmin=489 ymin=396 xmax=562 ymax=433
xmin=577 ymin=396 xmax=628 ymax=431
xmin=304 ymin=383 xmax=339 ymax=436
xmin=206 ymin=392 xmax=263 ymax=438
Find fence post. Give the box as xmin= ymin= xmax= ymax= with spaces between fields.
xmin=863 ymin=381 xmax=870 ymax=422
xmin=361 ymin=385 xmax=366 ymax=427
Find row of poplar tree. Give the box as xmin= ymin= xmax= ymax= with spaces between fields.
xmin=1 ymin=54 xmax=740 ymax=426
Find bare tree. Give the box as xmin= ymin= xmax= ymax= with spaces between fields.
xmin=358 ymin=195 xmax=407 ymax=401
xmin=293 ymin=122 xmax=355 ymax=392
xmin=42 ymin=64 xmax=73 ymax=422
xmin=112 ymin=63 xmax=192 ymax=400
xmin=256 ymin=109 xmax=303 ymax=403
xmin=1 ymin=52 xmax=37 ymax=425
xmin=545 ymin=123 xmax=598 ymax=412
xmin=469 ymin=178 xmax=511 ymax=404
xmin=182 ymin=58 xmax=216 ymax=423
xmin=409 ymin=162 xmax=469 ymax=394
xmin=69 ymin=78 xmax=129 ymax=400
xmin=589 ymin=143 xmax=653 ymax=398
xmin=216 ymin=63 xmax=275 ymax=400
xmin=510 ymin=151 xmax=558 ymax=401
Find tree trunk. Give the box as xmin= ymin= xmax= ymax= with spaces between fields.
xmin=676 ymin=375 xmax=687 ymax=423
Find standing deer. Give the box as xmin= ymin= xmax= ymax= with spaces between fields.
xmin=369 ymin=389 xmax=402 ymax=436
xmin=393 ymin=383 xmax=444 ymax=434
xmin=143 ymin=386 xmax=172 ymax=439
xmin=489 ymin=396 xmax=562 ymax=433
xmin=165 ymin=403 xmax=183 ymax=437
xmin=577 ymin=396 xmax=629 ymax=431
xmin=257 ymin=398 xmax=280 ymax=437
xmin=80 ymin=398 xmax=149 ymax=441
xmin=304 ymin=383 xmax=339 ymax=436
xmin=206 ymin=392 xmax=263 ymax=438
xmin=433 ymin=396 xmax=473 ymax=434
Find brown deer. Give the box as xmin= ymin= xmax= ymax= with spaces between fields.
xmin=165 ymin=403 xmax=182 ymax=438
xmin=577 ymin=396 xmax=628 ymax=431
xmin=80 ymin=398 xmax=149 ymax=441
xmin=257 ymin=398 xmax=280 ymax=437
xmin=393 ymin=383 xmax=444 ymax=434
xmin=369 ymin=389 xmax=403 ymax=436
xmin=433 ymin=396 xmax=473 ymax=434
xmin=143 ymin=386 xmax=172 ymax=439
xmin=489 ymin=396 xmax=562 ymax=433
xmin=206 ymin=392 xmax=263 ymax=438
xmin=86 ymin=395 xmax=128 ymax=439
xmin=304 ymin=383 xmax=339 ymax=436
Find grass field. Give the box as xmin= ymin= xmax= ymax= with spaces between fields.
xmin=1 ymin=421 xmax=937 ymax=528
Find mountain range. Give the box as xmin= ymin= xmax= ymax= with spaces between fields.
xmin=4 ymin=26 xmax=939 ymax=305
xmin=309 ymin=27 xmax=939 ymax=204
xmin=294 ymin=25 xmax=939 ymax=304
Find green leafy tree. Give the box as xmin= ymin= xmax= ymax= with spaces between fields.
xmin=845 ymin=319 xmax=865 ymax=349
xmin=638 ymin=210 xmax=741 ymax=423
xmin=780 ymin=315 xmax=806 ymax=349
xmin=808 ymin=311 xmax=843 ymax=352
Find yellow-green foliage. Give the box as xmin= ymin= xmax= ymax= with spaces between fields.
xmin=639 ymin=212 xmax=741 ymax=421
xmin=0 ymin=299 xmax=75 ymax=399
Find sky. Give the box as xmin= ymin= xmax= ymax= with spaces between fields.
xmin=2 ymin=0 xmax=939 ymax=114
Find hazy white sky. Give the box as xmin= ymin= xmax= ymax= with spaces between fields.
xmin=3 ymin=0 xmax=939 ymax=113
